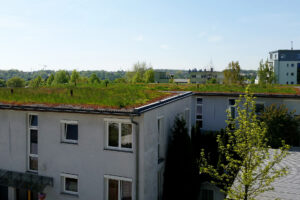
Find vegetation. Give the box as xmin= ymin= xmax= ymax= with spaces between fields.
xmin=0 ymin=79 xmax=6 ymax=87
xmin=223 ymin=61 xmax=242 ymax=84
xmin=163 ymin=117 xmax=198 ymax=200
xmin=0 ymin=84 xmax=168 ymax=108
xmin=258 ymin=60 xmax=275 ymax=85
xmin=199 ymin=86 xmax=290 ymax=199
xmin=261 ymin=104 xmax=300 ymax=148
xmin=125 ymin=62 xmax=155 ymax=83
xmin=6 ymin=77 xmax=26 ymax=88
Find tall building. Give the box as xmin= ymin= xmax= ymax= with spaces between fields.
xmin=269 ymin=49 xmax=300 ymax=84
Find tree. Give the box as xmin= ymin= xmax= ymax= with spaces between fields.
xmin=6 ymin=76 xmax=25 ymax=87
xmin=200 ymin=86 xmax=289 ymax=200
xmin=260 ymin=104 xmax=300 ymax=148
xmin=0 ymin=79 xmax=6 ymax=87
xmin=125 ymin=62 xmax=152 ymax=83
xmin=163 ymin=117 xmax=198 ymax=200
xmin=29 ymin=76 xmax=44 ymax=88
xmin=46 ymin=74 xmax=54 ymax=86
xmin=53 ymin=70 xmax=69 ymax=85
xmin=223 ymin=61 xmax=242 ymax=84
xmin=143 ymin=68 xmax=155 ymax=83
xmin=89 ymin=73 xmax=101 ymax=84
xmin=258 ymin=60 xmax=275 ymax=85
xmin=70 ymin=70 xmax=80 ymax=86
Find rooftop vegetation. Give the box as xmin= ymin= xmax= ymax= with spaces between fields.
xmin=0 ymin=83 xmax=298 ymax=109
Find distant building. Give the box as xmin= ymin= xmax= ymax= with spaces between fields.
xmin=154 ymin=71 xmax=169 ymax=83
xmin=174 ymin=79 xmax=189 ymax=84
xmin=189 ymin=68 xmax=224 ymax=84
xmin=269 ymin=49 xmax=300 ymax=85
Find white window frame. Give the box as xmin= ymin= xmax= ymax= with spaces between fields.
xmin=61 ymin=120 xmax=78 ymax=144
xmin=104 ymin=175 xmax=133 ymax=200
xmin=61 ymin=173 xmax=79 ymax=195
xmin=27 ymin=113 xmax=38 ymax=173
xmin=228 ymin=98 xmax=236 ymax=119
xmin=196 ymin=97 xmax=203 ymax=128
xmin=104 ymin=118 xmax=133 ymax=151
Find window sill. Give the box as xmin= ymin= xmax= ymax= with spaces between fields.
xmin=61 ymin=141 xmax=78 ymax=145
xmin=104 ymin=148 xmax=133 ymax=153
xmin=60 ymin=192 xmax=79 ymax=198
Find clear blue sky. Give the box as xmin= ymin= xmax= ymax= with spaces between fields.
xmin=1 ymin=0 xmax=300 ymax=71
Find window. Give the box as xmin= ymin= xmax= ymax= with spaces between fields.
xmin=106 ymin=120 xmax=133 ymax=150
xmin=105 ymin=176 xmax=132 ymax=200
xmin=287 ymin=81 xmax=289 ymax=84
xmin=287 ymin=72 xmax=289 ymax=76
xmin=291 ymin=81 xmax=294 ymax=84
xmin=61 ymin=174 xmax=78 ymax=195
xmin=291 ymin=72 xmax=294 ymax=76
xmin=28 ymin=114 xmax=38 ymax=172
xmin=287 ymin=63 xmax=289 ymax=67
xmin=292 ymin=63 xmax=295 ymax=67
xmin=157 ymin=169 xmax=164 ymax=200
xmin=280 ymin=54 xmax=286 ymax=59
xmin=61 ymin=121 xmax=78 ymax=143
xmin=228 ymin=99 xmax=236 ymax=119
xmin=255 ymin=103 xmax=265 ymax=114
xmin=158 ymin=117 xmax=165 ymax=161
xmin=200 ymin=189 xmax=214 ymax=200
xmin=196 ymin=98 xmax=203 ymax=129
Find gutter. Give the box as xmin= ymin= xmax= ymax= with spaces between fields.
xmin=130 ymin=115 xmax=139 ymax=200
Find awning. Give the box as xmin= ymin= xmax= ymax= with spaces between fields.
xmin=0 ymin=169 xmax=53 ymax=192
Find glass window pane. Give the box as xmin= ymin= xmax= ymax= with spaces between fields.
xmin=121 ymin=181 xmax=132 ymax=200
xmin=30 ymin=130 xmax=38 ymax=154
xmin=230 ymin=107 xmax=236 ymax=119
xmin=197 ymin=98 xmax=202 ymax=104
xmin=65 ymin=177 xmax=78 ymax=193
xmin=229 ymin=99 xmax=235 ymax=106
xmin=109 ymin=123 xmax=119 ymax=147
xmin=109 ymin=179 xmax=118 ymax=200
xmin=197 ymin=105 xmax=202 ymax=114
xmin=121 ymin=124 xmax=132 ymax=148
xmin=29 ymin=157 xmax=38 ymax=171
xmin=196 ymin=115 xmax=202 ymax=120
xmin=29 ymin=115 xmax=38 ymax=127
xmin=65 ymin=124 xmax=78 ymax=141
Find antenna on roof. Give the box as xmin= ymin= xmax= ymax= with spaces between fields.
xmin=291 ymin=41 xmax=293 ymax=50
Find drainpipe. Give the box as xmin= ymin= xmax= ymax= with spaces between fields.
xmin=131 ymin=115 xmax=139 ymax=200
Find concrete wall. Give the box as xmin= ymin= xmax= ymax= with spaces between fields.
xmin=139 ymin=95 xmax=193 ymax=200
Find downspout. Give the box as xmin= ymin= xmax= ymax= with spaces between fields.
xmin=131 ymin=115 xmax=139 ymax=200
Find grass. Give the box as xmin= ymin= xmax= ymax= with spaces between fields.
xmin=0 ymin=83 xmax=298 ymax=108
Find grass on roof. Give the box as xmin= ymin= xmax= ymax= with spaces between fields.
xmin=0 ymin=83 xmax=298 ymax=109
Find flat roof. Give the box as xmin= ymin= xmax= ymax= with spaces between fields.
xmin=194 ymin=92 xmax=300 ymax=99
xmin=269 ymin=49 xmax=300 ymax=54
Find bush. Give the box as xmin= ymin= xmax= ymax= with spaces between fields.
xmin=260 ymin=104 xmax=300 ymax=148
xmin=0 ymin=79 xmax=6 ymax=87
xmin=7 ymin=77 xmax=25 ymax=87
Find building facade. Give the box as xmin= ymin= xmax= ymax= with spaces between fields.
xmin=269 ymin=49 xmax=300 ymax=85
xmin=189 ymin=70 xmax=224 ymax=84
xmin=0 ymin=92 xmax=193 ymax=200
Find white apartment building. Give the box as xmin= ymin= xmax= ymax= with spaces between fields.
xmin=269 ymin=49 xmax=300 ymax=85
xmin=1 ymin=89 xmax=300 ymax=200
xmin=0 ymin=92 xmax=193 ymax=200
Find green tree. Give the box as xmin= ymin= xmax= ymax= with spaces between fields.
xmin=70 ymin=70 xmax=80 ymax=86
xmin=223 ymin=61 xmax=242 ymax=84
xmin=261 ymin=104 xmax=300 ymax=148
xmin=126 ymin=62 xmax=151 ymax=83
xmin=200 ymin=86 xmax=289 ymax=199
xmin=89 ymin=73 xmax=101 ymax=84
xmin=53 ymin=70 xmax=69 ymax=85
xmin=258 ymin=60 xmax=275 ymax=85
xmin=29 ymin=76 xmax=44 ymax=88
xmin=6 ymin=76 xmax=25 ymax=87
xmin=114 ymin=77 xmax=127 ymax=83
xmin=163 ymin=117 xmax=198 ymax=200
xmin=0 ymin=79 xmax=6 ymax=87
xmin=144 ymin=68 xmax=155 ymax=83
xmin=47 ymin=74 xmax=54 ymax=86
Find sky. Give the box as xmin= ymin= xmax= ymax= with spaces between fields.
xmin=1 ymin=0 xmax=300 ymax=72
